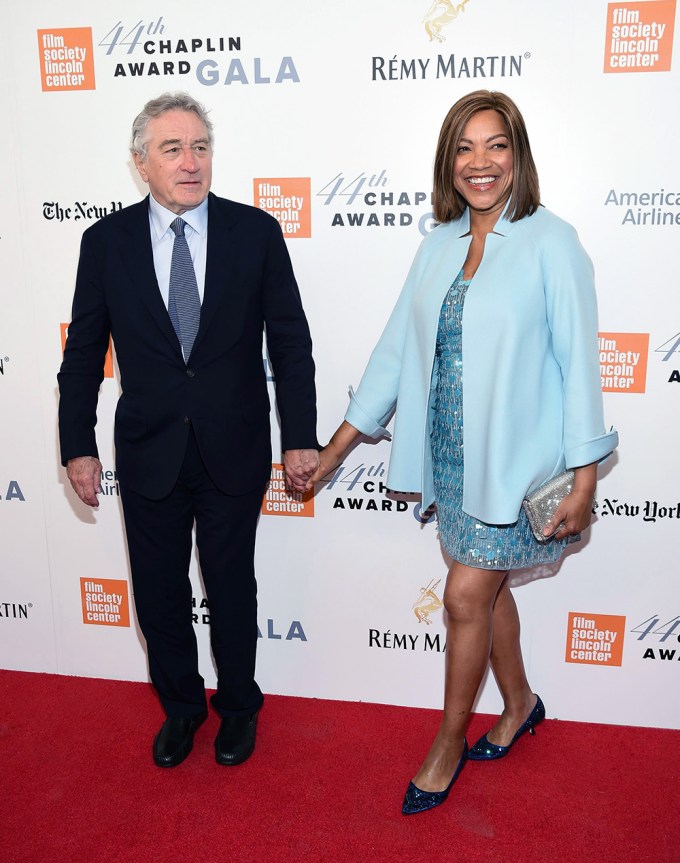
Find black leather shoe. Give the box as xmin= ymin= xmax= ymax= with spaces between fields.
xmin=153 ymin=713 xmax=207 ymax=768
xmin=215 ymin=711 xmax=259 ymax=766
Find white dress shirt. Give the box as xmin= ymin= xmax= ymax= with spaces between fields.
xmin=147 ymin=193 xmax=208 ymax=308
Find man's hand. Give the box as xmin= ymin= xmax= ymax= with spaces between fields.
xmin=283 ymin=449 xmax=320 ymax=494
xmin=66 ymin=456 xmax=103 ymax=507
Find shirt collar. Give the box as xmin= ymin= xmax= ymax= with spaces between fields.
xmin=148 ymin=193 xmax=209 ymax=241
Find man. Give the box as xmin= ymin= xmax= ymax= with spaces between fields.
xmin=58 ymin=92 xmax=319 ymax=768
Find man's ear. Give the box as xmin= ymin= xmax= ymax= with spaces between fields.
xmin=133 ymin=152 xmax=149 ymax=183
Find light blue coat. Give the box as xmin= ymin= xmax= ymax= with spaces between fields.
xmin=345 ymin=206 xmax=618 ymax=524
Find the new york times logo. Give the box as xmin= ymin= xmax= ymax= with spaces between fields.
xmin=43 ymin=201 xmax=122 ymax=222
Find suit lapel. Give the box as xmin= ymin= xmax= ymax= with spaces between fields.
xmin=117 ymin=197 xmax=183 ymax=357
xmin=191 ymin=193 xmax=239 ymax=356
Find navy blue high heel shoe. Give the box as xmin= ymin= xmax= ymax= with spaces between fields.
xmin=401 ymin=739 xmax=468 ymax=815
xmin=468 ymin=695 xmax=545 ymax=761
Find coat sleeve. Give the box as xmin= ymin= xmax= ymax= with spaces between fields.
xmin=540 ymin=223 xmax=618 ymax=467
xmin=344 ymin=240 xmax=428 ymax=437
xmin=57 ymin=226 xmax=111 ymax=465
xmin=261 ymin=215 xmax=319 ymax=452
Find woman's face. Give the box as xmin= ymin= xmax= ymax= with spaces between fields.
xmin=453 ymin=109 xmax=514 ymax=222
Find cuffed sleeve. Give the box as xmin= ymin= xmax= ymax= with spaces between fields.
xmin=565 ymin=428 xmax=619 ymax=469
xmin=344 ymin=386 xmax=393 ymax=439
xmin=541 ymin=221 xmax=618 ymax=467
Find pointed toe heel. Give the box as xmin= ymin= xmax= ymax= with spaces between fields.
xmin=401 ymin=740 xmax=468 ymax=815
xmin=469 ymin=695 xmax=545 ymax=761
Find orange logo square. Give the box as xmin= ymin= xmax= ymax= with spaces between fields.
xmin=81 ymin=578 xmax=130 ymax=627
xmin=37 ymin=28 xmax=96 ymax=92
xmin=61 ymin=323 xmax=113 ymax=378
xmin=262 ymin=463 xmax=314 ymax=517
xmin=598 ymin=332 xmax=649 ymax=392
xmin=604 ymin=1 xmax=676 ymax=73
xmin=565 ymin=612 xmax=626 ymax=666
xmin=253 ymin=178 xmax=311 ymax=238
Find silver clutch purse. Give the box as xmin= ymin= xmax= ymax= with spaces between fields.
xmin=522 ymin=470 xmax=575 ymax=542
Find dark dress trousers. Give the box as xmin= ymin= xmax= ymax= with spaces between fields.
xmin=58 ymin=192 xmax=318 ymax=718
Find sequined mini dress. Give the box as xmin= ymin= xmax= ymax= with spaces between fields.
xmin=431 ymin=270 xmax=568 ymax=570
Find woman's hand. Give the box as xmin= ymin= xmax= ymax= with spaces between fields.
xmin=305 ymin=421 xmax=361 ymax=490
xmin=543 ymin=463 xmax=597 ymax=540
xmin=306 ymin=443 xmax=343 ymax=489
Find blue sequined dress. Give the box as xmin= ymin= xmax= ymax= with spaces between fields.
xmin=431 ymin=270 xmax=568 ymax=569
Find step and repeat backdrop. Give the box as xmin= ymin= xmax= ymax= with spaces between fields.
xmin=1 ymin=1 xmax=678 ymax=728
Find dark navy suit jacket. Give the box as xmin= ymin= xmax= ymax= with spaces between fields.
xmin=58 ymin=192 xmax=318 ymax=499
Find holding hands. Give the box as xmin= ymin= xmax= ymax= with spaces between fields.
xmin=305 ymin=443 xmax=343 ymax=490
xmin=304 ymin=421 xmax=361 ymax=491
xmin=283 ymin=448 xmax=321 ymax=494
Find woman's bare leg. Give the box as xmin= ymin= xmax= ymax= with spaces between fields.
xmin=410 ymin=561 xmax=507 ymax=792
xmin=481 ymin=579 xmax=537 ymax=745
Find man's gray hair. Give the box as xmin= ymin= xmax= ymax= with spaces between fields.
xmin=130 ymin=92 xmax=214 ymax=160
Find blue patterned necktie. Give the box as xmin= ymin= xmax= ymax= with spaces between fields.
xmin=168 ymin=217 xmax=201 ymax=361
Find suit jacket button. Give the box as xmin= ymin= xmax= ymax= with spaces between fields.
xmin=186 ymin=369 xmax=195 ymax=378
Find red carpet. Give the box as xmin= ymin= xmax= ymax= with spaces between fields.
xmin=1 ymin=670 xmax=677 ymax=863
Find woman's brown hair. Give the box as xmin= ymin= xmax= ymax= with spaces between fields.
xmin=433 ymin=90 xmax=540 ymax=223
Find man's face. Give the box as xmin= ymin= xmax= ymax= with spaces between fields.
xmin=133 ymin=109 xmax=212 ymax=214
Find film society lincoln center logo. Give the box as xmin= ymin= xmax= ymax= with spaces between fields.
xmin=599 ymin=332 xmax=648 ymax=392
xmin=565 ymin=612 xmax=626 ymax=666
xmin=254 ymin=179 xmax=311 ymax=238
xmin=80 ymin=578 xmax=130 ymax=627
xmin=37 ymin=28 xmax=96 ymax=91
xmin=262 ymin=464 xmax=314 ymax=517
xmin=604 ymin=0 xmax=676 ymax=73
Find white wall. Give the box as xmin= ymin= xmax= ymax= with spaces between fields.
xmin=1 ymin=0 xmax=678 ymax=728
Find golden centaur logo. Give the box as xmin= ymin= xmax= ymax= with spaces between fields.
xmin=413 ymin=579 xmax=444 ymax=624
xmin=423 ymin=0 xmax=471 ymax=42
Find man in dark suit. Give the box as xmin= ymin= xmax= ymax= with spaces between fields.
xmin=58 ymin=92 xmax=319 ymax=767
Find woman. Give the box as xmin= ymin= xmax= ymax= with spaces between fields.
xmin=310 ymin=90 xmax=618 ymax=815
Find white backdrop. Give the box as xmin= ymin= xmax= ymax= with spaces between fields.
xmin=1 ymin=0 xmax=679 ymax=729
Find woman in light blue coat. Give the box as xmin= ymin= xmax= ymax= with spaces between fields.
xmin=311 ymin=91 xmax=617 ymax=815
